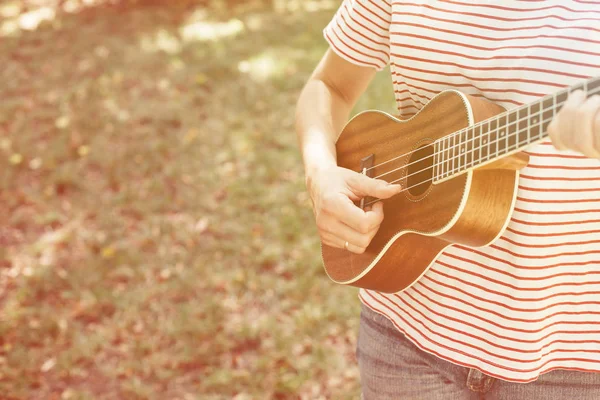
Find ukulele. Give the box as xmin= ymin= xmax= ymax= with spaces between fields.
xmin=322 ymin=77 xmax=600 ymax=293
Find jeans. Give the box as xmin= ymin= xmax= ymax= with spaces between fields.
xmin=357 ymin=303 xmax=600 ymax=400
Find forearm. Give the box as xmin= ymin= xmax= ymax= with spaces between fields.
xmin=295 ymin=77 xmax=353 ymax=178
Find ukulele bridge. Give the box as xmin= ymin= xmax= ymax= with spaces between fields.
xmin=359 ymin=154 xmax=375 ymax=210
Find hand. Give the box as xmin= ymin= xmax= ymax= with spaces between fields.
xmin=547 ymin=90 xmax=600 ymax=158
xmin=306 ymin=164 xmax=402 ymax=254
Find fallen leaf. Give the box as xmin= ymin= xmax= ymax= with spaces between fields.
xmin=9 ymin=153 xmax=22 ymax=165
xmin=55 ymin=115 xmax=70 ymax=129
xmin=41 ymin=358 xmax=56 ymax=372
xmin=196 ymin=73 xmax=208 ymax=85
xmin=101 ymin=247 xmax=115 ymax=259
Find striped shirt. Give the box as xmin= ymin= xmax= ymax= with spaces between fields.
xmin=324 ymin=0 xmax=600 ymax=382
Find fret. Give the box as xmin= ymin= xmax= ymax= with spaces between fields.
xmin=479 ymin=121 xmax=488 ymax=163
xmin=507 ymin=110 xmax=518 ymax=153
xmin=588 ymin=77 xmax=600 ymax=95
xmin=441 ymin=136 xmax=446 ymax=178
xmin=486 ymin=119 xmax=491 ymax=162
xmin=448 ymin=134 xmax=453 ymax=176
xmin=438 ymin=139 xmax=444 ymax=179
xmin=433 ymin=143 xmax=440 ymax=181
xmin=529 ymin=100 xmax=542 ymax=141
xmin=488 ymin=116 xmax=498 ymax=160
xmin=440 ymin=139 xmax=445 ymax=179
xmin=502 ymin=113 xmax=509 ymax=155
xmin=541 ymin=95 xmax=555 ymax=135
xmin=465 ymin=127 xmax=473 ymax=169
xmin=555 ymin=88 xmax=568 ymax=107
xmin=445 ymin=135 xmax=451 ymax=177
xmin=553 ymin=91 xmax=561 ymax=133
xmin=516 ymin=107 xmax=528 ymax=148
xmin=473 ymin=125 xmax=480 ymax=168
xmin=498 ymin=113 xmax=508 ymax=158
xmin=442 ymin=141 xmax=446 ymax=179
xmin=458 ymin=129 xmax=467 ymax=171
xmin=452 ymin=132 xmax=457 ymax=175
xmin=525 ymin=103 xmax=531 ymax=147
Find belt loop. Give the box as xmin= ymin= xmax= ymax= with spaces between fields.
xmin=466 ymin=368 xmax=495 ymax=393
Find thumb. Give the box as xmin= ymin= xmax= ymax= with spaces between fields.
xmin=365 ymin=201 xmax=383 ymax=227
xmin=348 ymin=172 xmax=402 ymax=199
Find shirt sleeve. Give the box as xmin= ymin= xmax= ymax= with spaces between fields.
xmin=323 ymin=0 xmax=392 ymax=71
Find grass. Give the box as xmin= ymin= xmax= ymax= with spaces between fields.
xmin=0 ymin=1 xmax=396 ymax=398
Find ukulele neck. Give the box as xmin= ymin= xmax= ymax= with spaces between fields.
xmin=432 ymin=76 xmax=600 ymax=182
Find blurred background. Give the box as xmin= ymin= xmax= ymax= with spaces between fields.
xmin=0 ymin=0 xmax=396 ymax=398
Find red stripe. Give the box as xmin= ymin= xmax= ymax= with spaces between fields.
xmin=441 ymin=0 xmax=600 ymax=15
xmin=394 ymin=95 xmax=427 ymax=105
xmin=516 ymin=196 xmax=600 ymax=204
xmin=432 ymin=266 xmax=600 ymax=302
xmin=499 ymin=236 xmax=600 ymax=249
xmin=394 ymin=88 xmax=431 ymax=102
xmin=419 ymin=279 xmax=600 ymax=316
xmin=518 ymin=185 xmax=600 ymax=192
xmin=514 ymin=206 xmax=600 ymax=214
xmin=440 ymin=259 xmax=600 ymax=292
xmin=423 ymin=273 xmax=600 ymax=313
xmin=391 ymin=57 xmax=590 ymax=80
xmin=526 ymin=163 xmax=600 ymax=170
xmin=391 ymin=10 xmax=600 ymax=47
xmin=393 ymin=80 xmax=524 ymax=106
xmin=489 ymin=244 xmax=600 ymax=260
xmin=324 ymin=30 xmax=380 ymax=69
xmin=403 ymin=289 xmax=600 ymax=343
xmin=367 ymin=0 xmax=390 ymax=19
xmin=519 ymin=174 xmax=600 ymax=182
xmin=509 ymin=216 xmax=600 ymax=226
xmin=361 ymin=291 xmax=600 ymax=377
xmin=445 ymin=251 xmax=600 ymax=281
xmin=353 ymin=1 xmax=388 ymax=31
xmin=331 ymin=27 xmax=386 ymax=66
xmin=395 ymin=3 xmax=600 ymax=25
xmin=524 ymin=152 xmax=587 ymax=159
xmin=394 ymin=32 xmax=600 ymax=58
xmin=395 ymin=71 xmax=547 ymax=97
xmin=339 ymin=7 xmax=388 ymax=51
xmin=341 ymin=2 xmax=388 ymax=41
xmin=392 ymin=21 xmax=600 ymax=47
xmin=392 ymin=65 xmax=568 ymax=89
xmin=336 ymin=14 xmax=389 ymax=58
xmin=453 ymin=245 xmax=600 ymax=270
xmin=391 ymin=43 xmax=600 ymax=69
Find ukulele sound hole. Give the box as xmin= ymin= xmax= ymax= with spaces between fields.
xmin=406 ymin=144 xmax=434 ymax=197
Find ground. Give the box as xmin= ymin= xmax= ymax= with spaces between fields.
xmin=0 ymin=1 xmax=396 ymax=398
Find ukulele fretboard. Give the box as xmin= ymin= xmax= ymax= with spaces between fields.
xmin=432 ymin=76 xmax=600 ymax=181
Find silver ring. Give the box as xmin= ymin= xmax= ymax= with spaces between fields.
xmin=344 ymin=241 xmax=349 ymax=250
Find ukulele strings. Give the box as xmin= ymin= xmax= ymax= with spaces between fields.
xmin=383 ymin=83 xmax=600 ymax=182
xmin=360 ymin=109 xmax=586 ymax=209
xmin=365 ymin=85 xmax=587 ymax=178
xmin=375 ymin=110 xmax=552 ymax=183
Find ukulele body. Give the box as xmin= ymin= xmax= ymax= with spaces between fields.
xmin=321 ymin=90 xmax=529 ymax=293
